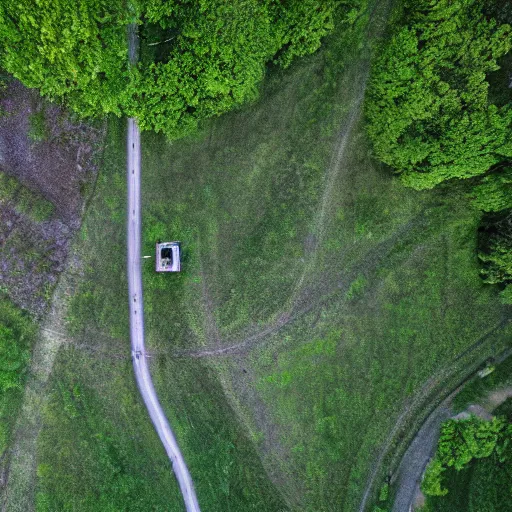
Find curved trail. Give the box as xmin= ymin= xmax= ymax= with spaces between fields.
xmin=127 ymin=25 xmax=200 ymax=512
xmin=391 ymin=347 xmax=512 ymax=512
xmin=357 ymin=321 xmax=511 ymax=512
xmin=127 ymin=118 xmax=200 ymax=512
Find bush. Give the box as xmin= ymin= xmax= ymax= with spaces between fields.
xmin=478 ymin=210 xmax=512 ymax=286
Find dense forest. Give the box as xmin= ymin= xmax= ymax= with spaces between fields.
xmin=365 ymin=0 xmax=512 ymax=302
xmin=0 ymin=0 xmax=362 ymax=138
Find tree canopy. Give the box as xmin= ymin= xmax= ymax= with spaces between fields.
xmin=478 ymin=210 xmax=512 ymax=301
xmin=0 ymin=0 xmax=358 ymax=138
xmin=129 ymin=0 xmax=344 ymax=137
xmin=0 ymin=0 xmax=130 ymax=116
xmin=470 ymin=167 xmax=512 ymax=213
xmin=365 ymin=0 xmax=512 ymax=190
xmin=422 ymin=415 xmax=511 ymax=497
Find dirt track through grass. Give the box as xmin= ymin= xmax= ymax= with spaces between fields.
xmin=174 ymin=74 xmax=374 ymax=358
xmin=391 ymin=350 xmax=512 ymax=512
xmin=176 ymin=208 xmax=428 ymax=358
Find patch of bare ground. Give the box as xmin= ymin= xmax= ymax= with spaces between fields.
xmin=484 ymin=386 xmax=512 ymax=410
xmin=0 ymin=80 xmax=102 ymax=222
xmin=0 ymin=78 xmax=104 ymax=317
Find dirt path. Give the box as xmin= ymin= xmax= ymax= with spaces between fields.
xmin=177 ymin=0 xmax=396 ymax=361
xmin=356 ymin=319 xmax=511 ymax=512
xmin=390 ymin=351 xmax=512 ymax=512
xmin=183 ymin=82 xmax=370 ymax=359
xmin=126 ymin=25 xmax=200 ymax=512
xmin=177 ymin=209 xmax=429 ymax=359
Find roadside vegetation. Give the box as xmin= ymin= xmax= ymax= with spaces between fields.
xmin=37 ymin=118 xmax=287 ymax=512
xmin=421 ymin=401 xmax=512 ymax=512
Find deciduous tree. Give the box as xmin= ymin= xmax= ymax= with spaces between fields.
xmin=365 ymin=0 xmax=512 ymax=190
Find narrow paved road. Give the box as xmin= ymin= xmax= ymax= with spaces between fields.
xmin=127 ymin=24 xmax=200 ymax=512
xmin=391 ymin=405 xmax=451 ymax=512
xmin=127 ymin=119 xmax=200 ymax=512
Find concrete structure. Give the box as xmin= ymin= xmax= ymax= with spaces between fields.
xmin=156 ymin=241 xmax=181 ymax=272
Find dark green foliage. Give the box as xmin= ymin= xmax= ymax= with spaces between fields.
xmin=423 ymin=414 xmax=512 ymax=510
xmin=470 ymin=167 xmax=512 ymax=212
xmin=0 ymin=325 xmax=29 ymax=393
xmin=425 ymin=408 xmax=512 ymax=511
xmin=365 ymin=0 xmax=512 ymax=297
xmin=365 ymin=0 xmax=512 ymax=190
xmin=478 ymin=210 xmax=512 ymax=302
xmin=0 ymin=0 xmax=130 ymax=116
xmin=0 ymin=0 xmax=353 ymax=138
xmin=435 ymin=416 xmax=505 ymax=471
xmin=270 ymin=0 xmax=340 ymax=68
xmin=422 ymin=458 xmax=449 ymax=497
xmin=131 ymin=0 xmax=278 ymax=138
xmin=130 ymin=0 xmax=347 ymax=138
xmin=0 ymin=301 xmax=33 ymax=394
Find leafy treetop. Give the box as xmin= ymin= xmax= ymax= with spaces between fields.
xmin=365 ymin=0 xmax=512 ymax=190
xmin=0 ymin=0 xmax=357 ymax=138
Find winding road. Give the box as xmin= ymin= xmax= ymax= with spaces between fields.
xmin=127 ymin=25 xmax=200 ymax=512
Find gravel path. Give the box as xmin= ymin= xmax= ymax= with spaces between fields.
xmin=391 ymin=350 xmax=512 ymax=512
xmin=126 ymin=24 xmax=200 ymax=512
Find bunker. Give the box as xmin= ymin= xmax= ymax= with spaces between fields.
xmin=156 ymin=241 xmax=181 ymax=272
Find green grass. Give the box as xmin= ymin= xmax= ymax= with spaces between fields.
xmin=39 ymin=118 xmax=286 ymax=511
xmin=0 ymin=298 xmax=36 ymax=459
xmin=28 ymin=109 xmax=48 ymax=143
xmin=36 ymin=349 xmax=188 ymax=512
xmin=31 ymin=1 xmax=512 ymax=511
xmin=0 ymin=171 xmax=54 ymax=222
xmin=138 ymin=2 xmax=510 ymax=509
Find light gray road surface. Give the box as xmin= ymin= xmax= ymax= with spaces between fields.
xmin=127 ymin=118 xmax=200 ymax=512
xmin=391 ymin=405 xmax=451 ymax=512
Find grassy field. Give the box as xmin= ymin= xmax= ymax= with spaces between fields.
xmin=36 ymin=118 xmax=286 ymax=512
xmin=27 ymin=2 xmax=512 ymax=512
